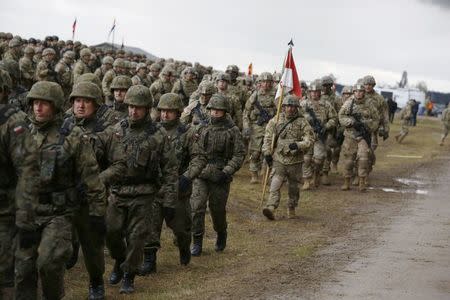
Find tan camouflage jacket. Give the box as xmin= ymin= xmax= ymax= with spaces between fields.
xmin=172 ymin=79 xmax=198 ymax=105
xmin=102 ymin=69 xmax=117 ymax=101
xmin=300 ymin=98 xmax=338 ymax=134
xmin=150 ymin=78 xmax=174 ymax=107
xmin=34 ymin=60 xmax=57 ymax=82
xmin=339 ymin=96 xmax=380 ymax=140
xmin=243 ymin=88 xmax=276 ymax=131
xmin=365 ymin=91 xmax=390 ymax=132
xmin=181 ymin=99 xmax=210 ymax=126
xmin=72 ymin=60 xmax=90 ymax=83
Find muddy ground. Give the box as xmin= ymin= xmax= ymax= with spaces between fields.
xmin=65 ymin=117 xmax=449 ymax=299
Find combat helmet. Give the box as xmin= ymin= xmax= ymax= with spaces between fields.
xmin=363 ymin=75 xmax=376 ymax=86
xmin=124 ymin=85 xmax=152 ymax=107
xmin=27 ymin=81 xmax=64 ymax=111
xmin=157 ymin=93 xmax=184 ymax=112
xmin=110 ymin=75 xmax=132 ymax=91
xmin=282 ymin=95 xmax=300 ymax=107
xmin=69 ymin=82 xmax=102 ymax=105
xmin=206 ymin=94 xmax=229 ymax=112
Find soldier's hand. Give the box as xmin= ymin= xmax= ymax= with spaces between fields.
xmin=18 ymin=228 xmax=39 ymax=249
xmin=178 ymin=175 xmax=192 ymax=193
xmin=242 ymin=127 xmax=251 ymax=139
xmin=89 ymin=216 xmax=107 ymax=235
xmin=289 ymin=143 xmax=299 ymax=151
xmin=264 ymin=155 xmax=273 ymax=167
xmin=217 ymin=171 xmax=232 ymax=183
xmin=163 ymin=207 xmax=176 ymax=222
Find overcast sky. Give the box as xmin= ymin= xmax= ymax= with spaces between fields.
xmin=1 ymin=0 xmax=450 ymax=92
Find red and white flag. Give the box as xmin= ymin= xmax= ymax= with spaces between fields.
xmin=275 ymin=42 xmax=302 ymax=100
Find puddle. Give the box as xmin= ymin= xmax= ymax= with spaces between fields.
xmin=394 ymin=178 xmax=427 ymax=186
xmin=369 ymin=187 xmax=429 ymax=195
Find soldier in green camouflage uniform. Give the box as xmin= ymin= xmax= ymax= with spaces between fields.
xmin=19 ymin=46 xmax=36 ymax=90
xmin=55 ymin=51 xmax=75 ymax=108
xmin=0 ymin=72 xmax=39 ymax=299
xmin=102 ymin=58 xmax=128 ymax=105
xmin=3 ymin=39 xmax=21 ymax=62
xmin=64 ymin=81 xmax=127 ymax=299
xmin=109 ymin=75 xmax=133 ymax=122
xmin=106 ymin=85 xmax=178 ymax=294
xmin=94 ymin=56 xmax=113 ymax=82
xmin=172 ymin=67 xmax=198 ymax=106
xmin=190 ymin=94 xmax=245 ymax=256
xmin=338 ymin=83 xmax=379 ymax=192
xmin=300 ymin=80 xmax=337 ymax=188
xmin=262 ymin=95 xmax=314 ymax=220
xmin=140 ymin=93 xmax=207 ymax=274
xmin=72 ymin=48 xmax=92 ymax=83
xmin=34 ymin=48 xmax=57 ymax=82
xmin=243 ymin=72 xmax=276 ymax=183
xmin=15 ymin=81 xmax=106 ymax=300
xmin=394 ymin=99 xmax=414 ymax=144
xmin=225 ymin=65 xmax=246 ymax=107
xmin=131 ymin=63 xmax=151 ymax=87
xmin=215 ymin=72 xmax=243 ymax=129
xmin=146 ymin=62 xmax=161 ymax=86
xmin=149 ymin=65 xmax=175 ymax=121
xmin=181 ymin=81 xmax=215 ymax=125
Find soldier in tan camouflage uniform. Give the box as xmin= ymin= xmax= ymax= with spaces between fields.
xmin=215 ymin=72 xmax=243 ymax=129
xmin=394 ymin=99 xmax=414 ymax=144
xmin=243 ymin=72 xmax=276 ymax=183
xmin=72 ymin=48 xmax=92 ymax=83
xmin=338 ymin=83 xmax=379 ymax=192
xmin=19 ymin=46 xmax=36 ymax=90
xmin=15 ymin=81 xmax=106 ymax=300
xmin=131 ymin=63 xmax=150 ymax=87
xmin=300 ymin=80 xmax=337 ymax=189
xmin=3 ymin=39 xmax=21 ymax=62
xmin=172 ymin=67 xmax=198 ymax=106
xmin=106 ymin=85 xmax=178 ymax=294
xmin=190 ymin=94 xmax=245 ymax=256
xmin=34 ymin=48 xmax=57 ymax=82
xmin=102 ymin=58 xmax=128 ymax=105
xmin=262 ymin=95 xmax=314 ymax=220
xmin=55 ymin=50 xmax=75 ymax=108
xmin=440 ymin=103 xmax=450 ymax=146
xmin=94 ymin=56 xmax=114 ymax=82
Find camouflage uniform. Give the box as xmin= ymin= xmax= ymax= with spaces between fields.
xmin=226 ymin=65 xmax=247 ymax=109
xmin=3 ymin=39 xmax=21 ymax=62
xmin=190 ymin=94 xmax=245 ymax=256
xmin=215 ymin=72 xmax=243 ymax=130
xmin=395 ymin=100 xmax=414 ymax=144
xmin=261 ymin=96 xmax=314 ymax=220
xmin=15 ymin=81 xmax=106 ymax=300
xmin=94 ymin=56 xmax=114 ymax=82
xmin=142 ymin=93 xmax=207 ymax=273
xmin=55 ymin=51 xmax=75 ymax=109
xmin=102 ymin=58 xmax=128 ymax=104
xmin=440 ymin=103 xmax=450 ymax=145
xmin=19 ymin=46 xmax=36 ymax=90
xmin=108 ymin=75 xmax=133 ymax=123
xmin=171 ymin=67 xmax=198 ymax=106
xmin=300 ymin=81 xmax=337 ymax=188
xmin=106 ymin=85 xmax=178 ymax=294
xmin=34 ymin=48 xmax=57 ymax=82
xmin=149 ymin=65 xmax=175 ymax=121
xmin=338 ymin=84 xmax=379 ymax=192
xmin=65 ymin=82 xmax=127 ymax=298
xmin=131 ymin=63 xmax=151 ymax=87
xmin=243 ymin=72 xmax=276 ymax=182
xmin=72 ymin=48 xmax=92 ymax=83
xmin=181 ymin=81 xmax=215 ymax=126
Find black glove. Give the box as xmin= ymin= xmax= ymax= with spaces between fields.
xmin=89 ymin=216 xmax=107 ymax=235
xmin=18 ymin=228 xmax=39 ymax=249
xmin=163 ymin=207 xmax=176 ymax=222
xmin=288 ymin=142 xmax=298 ymax=150
xmin=178 ymin=175 xmax=192 ymax=193
xmin=264 ymin=155 xmax=273 ymax=167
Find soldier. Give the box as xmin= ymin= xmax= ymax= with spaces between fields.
xmin=73 ymin=48 xmax=92 ymax=82
xmin=215 ymin=72 xmax=243 ymax=129
xmin=225 ymin=65 xmax=247 ymax=109
xmin=261 ymin=95 xmax=314 ymax=220
xmin=181 ymin=81 xmax=216 ymax=125
xmin=33 ymin=46 xmax=43 ymax=65
xmin=0 ymin=72 xmax=39 ymax=299
xmin=301 ymin=81 xmax=308 ymax=100
xmin=395 ymin=99 xmax=414 ymax=144
xmin=131 ymin=63 xmax=150 ymax=87
xmin=106 ymin=85 xmax=178 ymax=294
xmin=88 ymin=54 xmax=98 ymax=73
xmin=440 ymin=103 xmax=450 ymax=146
xmin=109 ymin=75 xmax=133 ymax=122
xmin=300 ymin=80 xmax=337 ymax=188
xmin=102 ymin=58 xmax=128 ymax=105
xmin=64 ymin=81 xmax=126 ymax=299
xmin=338 ymin=83 xmax=379 ymax=192
xmin=34 ymin=48 xmax=57 ymax=82
xmin=243 ymin=72 xmax=277 ymax=183
xmin=149 ymin=65 xmax=175 ymax=121
xmin=172 ymin=67 xmax=198 ymax=106
xmin=146 ymin=63 xmax=161 ymax=86
xmin=141 ymin=93 xmax=207 ymax=275
xmin=55 ymin=50 xmax=75 ymax=108
xmin=1 ymin=59 xmax=28 ymax=111
xmin=3 ymin=39 xmax=22 ymax=62
xmin=19 ymin=46 xmax=36 ymax=90
xmin=15 ymin=81 xmax=106 ymax=300
xmin=190 ymin=94 xmax=245 ymax=256
xmin=94 ymin=56 xmax=114 ymax=82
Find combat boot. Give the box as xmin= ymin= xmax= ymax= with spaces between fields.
xmin=352 ymin=176 xmax=359 ymax=186
xmin=301 ymin=178 xmax=312 ymax=190
xmin=119 ymin=273 xmax=135 ymax=294
xmin=359 ymin=176 xmax=367 ymax=192
xmin=109 ymin=260 xmax=124 ymax=285
xmin=139 ymin=248 xmax=156 ymax=276
xmin=287 ymin=207 xmax=296 ymax=219
xmin=215 ymin=230 xmax=227 ymax=252
xmin=262 ymin=205 xmax=275 ymax=220
xmin=179 ymin=245 xmax=191 ymax=265
xmin=191 ymin=234 xmax=203 ymax=256
xmin=250 ymin=171 xmax=259 ymax=184
xmin=321 ymin=172 xmax=330 ymax=185
xmin=88 ymin=279 xmax=105 ymax=300
xmin=341 ymin=177 xmax=351 ymax=191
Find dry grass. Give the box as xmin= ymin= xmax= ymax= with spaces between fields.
xmin=64 ymin=115 xmax=446 ymax=299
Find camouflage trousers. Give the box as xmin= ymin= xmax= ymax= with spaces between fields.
xmin=266 ymin=162 xmax=302 ymax=209
xmin=248 ymin=128 xmax=265 ymax=173
xmin=0 ymin=217 xmax=15 ymax=288
xmin=190 ymin=179 xmax=230 ymax=236
xmin=106 ymin=194 xmax=151 ymax=274
xmin=442 ymin=124 xmax=450 ymax=140
xmin=341 ymin=137 xmax=372 ymax=178
xmin=73 ymin=203 xmax=105 ymax=284
xmin=15 ymin=215 xmax=72 ymax=300
xmin=397 ymin=123 xmax=410 ymax=140
xmin=303 ymin=140 xmax=327 ymax=178
xmin=145 ymin=190 xmax=192 ymax=252
xmin=323 ymin=133 xmax=338 ymax=173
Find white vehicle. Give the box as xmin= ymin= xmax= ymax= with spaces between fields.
xmin=374 ymin=87 xmax=425 ymax=109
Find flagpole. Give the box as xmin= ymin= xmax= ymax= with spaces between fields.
xmin=112 ymin=26 xmax=115 ymax=50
